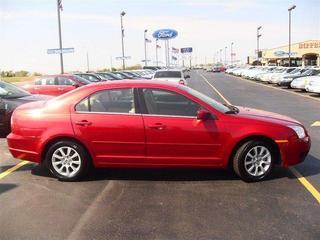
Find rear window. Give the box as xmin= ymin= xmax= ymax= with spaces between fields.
xmin=154 ymin=71 xmax=182 ymax=78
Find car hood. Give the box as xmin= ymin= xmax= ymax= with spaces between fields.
xmin=14 ymin=94 xmax=52 ymax=103
xmin=236 ymin=106 xmax=301 ymax=125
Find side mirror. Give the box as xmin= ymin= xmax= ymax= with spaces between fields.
xmin=73 ymin=83 xmax=80 ymax=88
xmin=197 ymin=109 xmax=212 ymax=121
xmin=185 ymin=75 xmax=190 ymax=79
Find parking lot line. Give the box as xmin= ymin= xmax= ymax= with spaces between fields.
xmin=311 ymin=121 xmax=320 ymax=127
xmin=198 ymin=71 xmax=320 ymax=204
xmin=290 ymin=167 xmax=320 ymax=204
xmin=198 ymin=72 xmax=231 ymax=105
xmin=0 ymin=161 xmax=29 ymax=180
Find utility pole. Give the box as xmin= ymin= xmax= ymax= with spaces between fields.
xmin=120 ymin=11 xmax=126 ymax=70
xmin=288 ymin=5 xmax=296 ymax=67
xmin=57 ymin=0 xmax=64 ymax=74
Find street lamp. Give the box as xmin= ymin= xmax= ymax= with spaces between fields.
xmin=257 ymin=26 xmax=262 ymax=62
xmin=219 ymin=49 xmax=222 ymax=63
xmin=288 ymin=5 xmax=296 ymax=67
xmin=230 ymin=42 xmax=234 ymax=65
xmin=120 ymin=11 xmax=126 ymax=70
xmin=224 ymin=46 xmax=227 ymax=65
xmin=144 ymin=29 xmax=148 ymax=66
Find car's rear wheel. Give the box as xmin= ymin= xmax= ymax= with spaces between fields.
xmin=233 ymin=140 xmax=275 ymax=182
xmin=46 ymin=140 xmax=89 ymax=181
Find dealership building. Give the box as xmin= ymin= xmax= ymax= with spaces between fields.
xmin=261 ymin=40 xmax=320 ymax=67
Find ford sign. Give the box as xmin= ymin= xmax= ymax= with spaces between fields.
xmin=153 ymin=29 xmax=178 ymax=40
xmin=274 ymin=50 xmax=287 ymax=57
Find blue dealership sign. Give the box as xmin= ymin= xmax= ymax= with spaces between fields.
xmin=273 ymin=50 xmax=297 ymax=57
xmin=274 ymin=50 xmax=287 ymax=57
xmin=181 ymin=47 xmax=193 ymax=53
xmin=153 ymin=29 xmax=178 ymax=40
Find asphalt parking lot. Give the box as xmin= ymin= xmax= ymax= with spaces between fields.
xmin=1 ymin=71 xmax=320 ymax=240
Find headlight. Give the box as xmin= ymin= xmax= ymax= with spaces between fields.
xmin=289 ymin=125 xmax=306 ymax=139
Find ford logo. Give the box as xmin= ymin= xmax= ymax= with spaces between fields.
xmin=152 ymin=29 xmax=178 ymax=40
xmin=274 ymin=50 xmax=287 ymax=57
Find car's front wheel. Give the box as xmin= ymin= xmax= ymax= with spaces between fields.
xmin=46 ymin=140 xmax=90 ymax=181
xmin=233 ymin=140 xmax=275 ymax=182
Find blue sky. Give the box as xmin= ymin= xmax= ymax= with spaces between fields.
xmin=0 ymin=0 xmax=319 ymax=73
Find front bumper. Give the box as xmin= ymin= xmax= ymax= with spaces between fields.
xmin=278 ymin=135 xmax=311 ymax=167
xmin=305 ymin=85 xmax=320 ymax=93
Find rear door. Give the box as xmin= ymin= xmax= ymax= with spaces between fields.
xmin=71 ymin=88 xmax=145 ymax=166
xmin=139 ymin=88 xmax=223 ymax=166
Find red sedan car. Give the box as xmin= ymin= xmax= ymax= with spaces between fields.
xmin=7 ymin=80 xmax=310 ymax=182
xmin=20 ymin=74 xmax=91 ymax=96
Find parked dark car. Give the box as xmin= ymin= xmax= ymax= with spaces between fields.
xmin=75 ymin=73 xmax=103 ymax=82
xmin=278 ymin=69 xmax=320 ymax=87
xmin=0 ymin=80 xmax=51 ymax=137
xmin=95 ymin=72 xmax=123 ymax=80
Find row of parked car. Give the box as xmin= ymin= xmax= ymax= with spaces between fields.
xmin=226 ymin=66 xmax=320 ymax=94
xmin=13 ymin=68 xmax=189 ymax=97
xmin=0 ymin=68 xmax=190 ymax=136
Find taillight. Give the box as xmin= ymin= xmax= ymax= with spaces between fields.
xmin=179 ymin=79 xmax=185 ymax=85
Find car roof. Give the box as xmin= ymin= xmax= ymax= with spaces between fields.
xmin=155 ymin=69 xmax=182 ymax=72
xmin=86 ymin=80 xmax=180 ymax=89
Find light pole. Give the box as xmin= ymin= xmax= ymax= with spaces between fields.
xmin=144 ymin=29 xmax=148 ymax=66
xmin=230 ymin=42 xmax=234 ymax=65
xmin=219 ymin=49 xmax=222 ymax=63
xmin=120 ymin=11 xmax=126 ymax=70
xmin=224 ymin=46 xmax=227 ymax=65
xmin=257 ymin=26 xmax=262 ymax=62
xmin=288 ymin=5 xmax=296 ymax=67
xmin=86 ymin=52 xmax=89 ymax=72
xmin=155 ymin=39 xmax=160 ymax=67
xmin=56 ymin=0 xmax=64 ymax=74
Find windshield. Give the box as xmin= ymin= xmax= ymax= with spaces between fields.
xmin=154 ymin=71 xmax=182 ymax=78
xmin=97 ymin=73 xmax=122 ymax=80
xmin=71 ymin=75 xmax=91 ymax=85
xmin=179 ymin=85 xmax=229 ymax=113
xmin=289 ymin=68 xmax=301 ymax=74
xmin=77 ymin=74 xmax=100 ymax=82
xmin=0 ymin=81 xmax=30 ymax=98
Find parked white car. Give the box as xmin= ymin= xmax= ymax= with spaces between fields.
xmin=269 ymin=67 xmax=297 ymax=84
xmin=291 ymin=74 xmax=320 ymax=90
xmin=305 ymin=77 xmax=320 ymax=93
xmin=152 ymin=69 xmax=189 ymax=85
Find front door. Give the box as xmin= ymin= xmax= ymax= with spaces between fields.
xmin=71 ymin=88 xmax=145 ymax=166
xmin=140 ymin=88 xmax=223 ymax=166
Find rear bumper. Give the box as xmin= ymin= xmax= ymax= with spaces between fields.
xmin=7 ymin=133 xmax=41 ymax=163
xmin=278 ymin=136 xmax=311 ymax=167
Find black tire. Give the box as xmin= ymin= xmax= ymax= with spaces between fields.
xmin=232 ymin=140 xmax=275 ymax=182
xmin=45 ymin=140 xmax=90 ymax=181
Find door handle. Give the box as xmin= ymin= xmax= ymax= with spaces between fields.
xmin=148 ymin=123 xmax=166 ymax=130
xmin=75 ymin=120 xmax=92 ymax=126
xmin=58 ymin=87 xmax=65 ymax=90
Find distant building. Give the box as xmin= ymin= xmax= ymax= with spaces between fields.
xmin=261 ymin=40 xmax=320 ymax=67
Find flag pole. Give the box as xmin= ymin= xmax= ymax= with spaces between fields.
xmin=57 ymin=0 xmax=64 ymax=74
